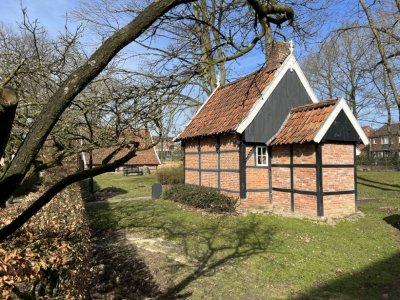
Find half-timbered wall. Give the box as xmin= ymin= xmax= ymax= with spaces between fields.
xmin=185 ymin=136 xmax=357 ymax=218
xmin=322 ymin=143 xmax=356 ymax=218
xmin=184 ymin=134 xmax=240 ymax=198
xmin=242 ymin=145 xmax=270 ymax=209
xmin=271 ymin=142 xmax=356 ymax=218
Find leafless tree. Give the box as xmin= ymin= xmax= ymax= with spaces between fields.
xmin=0 ymin=0 xmax=306 ymax=241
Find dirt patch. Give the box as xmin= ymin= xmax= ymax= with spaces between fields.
xmin=125 ymin=233 xmax=194 ymax=266
xmin=89 ymin=229 xmax=194 ymax=299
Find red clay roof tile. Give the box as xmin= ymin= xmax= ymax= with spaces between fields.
xmin=89 ymin=129 xmax=160 ymax=166
xmin=270 ymin=100 xmax=338 ymax=145
xmin=177 ymin=42 xmax=291 ymax=140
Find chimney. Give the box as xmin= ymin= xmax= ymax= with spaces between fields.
xmin=266 ymin=41 xmax=292 ymax=70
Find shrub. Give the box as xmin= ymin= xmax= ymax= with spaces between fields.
xmin=156 ymin=165 xmax=184 ymax=185
xmin=0 ymin=169 xmax=91 ymax=299
xmin=164 ymin=184 xmax=237 ymax=213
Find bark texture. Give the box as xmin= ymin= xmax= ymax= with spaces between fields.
xmin=0 ymin=0 xmax=193 ymax=206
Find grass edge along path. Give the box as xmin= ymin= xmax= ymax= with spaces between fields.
xmin=87 ymin=171 xmax=400 ymax=299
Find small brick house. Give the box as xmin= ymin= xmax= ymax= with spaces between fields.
xmin=82 ymin=129 xmax=161 ymax=173
xmin=176 ymin=42 xmax=369 ymax=218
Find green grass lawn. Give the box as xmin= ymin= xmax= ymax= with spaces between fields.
xmin=91 ymin=172 xmax=157 ymax=198
xmin=87 ymin=171 xmax=400 ymax=299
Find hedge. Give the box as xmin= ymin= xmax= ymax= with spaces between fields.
xmin=164 ymin=184 xmax=237 ymax=213
xmin=156 ymin=165 xmax=184 ymax=185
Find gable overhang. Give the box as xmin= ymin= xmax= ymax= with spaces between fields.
xmin=314 ymin=98 xmax=370 ymax=145
xmin=235 ymin=54 xmax=319 ymax=134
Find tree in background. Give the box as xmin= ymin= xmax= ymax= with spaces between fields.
xmin=0 ymin=0 xmax=302 ymax=241
xmin=302 ymin=0 xmax=399 ymax=132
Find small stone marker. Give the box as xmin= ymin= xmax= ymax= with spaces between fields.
xmin=152 ymin=183 xmax=162 ymax=199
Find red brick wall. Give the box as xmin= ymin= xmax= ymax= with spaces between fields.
xmin=184 ymin=137 xmax=356 ymax=218
xmin=294 ymin=194 xmax=317 ymax=217
xmin=185 ymin=170 xmax=199 ymax=185
xmin=322 ymin=143 xmax=356 ymax=217
xmin=273 ymin=191 xmax=291 ymax=212
xmin=270 ymin=142 xmax=356 ymax=218
xmin=324 ymin=194 xmax=355 ymax=218
xmin=184 ymin=134 xmax=240 ymax=194
xmin=322 ymin=143 xmax=353 ymax=164
xmin=243 ymin=145 xmax=269 ymax=209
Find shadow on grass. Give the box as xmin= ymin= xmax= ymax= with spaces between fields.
xmin=86 ymin=197 xmax=275 ymax=299
xmin=294 ymin=252 xmax=400 ymax=299
xmin=358 ymin=176 xmax=400 ymax=192
xmin=384 ymin=214 xmax=400 ymax=230
xmin=79 ymin=181 xmax=162 ymax=299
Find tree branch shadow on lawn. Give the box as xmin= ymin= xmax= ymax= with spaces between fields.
xmin=358 ymin=175 xmax=400 ymax=192
xmin=157 ymin=216 xmax=276 ymax=299
xmin=293 ymin=252 xmax=400 ymax=299
xmin=295 ymin=214 xmax=400 ymax=300
xmin=85 ymin=198 xmax=277 ymax=299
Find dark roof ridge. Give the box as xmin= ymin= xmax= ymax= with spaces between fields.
xmin=290 ymin=99 xmax=338 ymax=113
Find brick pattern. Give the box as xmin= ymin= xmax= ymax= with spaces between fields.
xmin=220 ymin=172 xmax=239 ymax=192
xmin=272 ymin=167 xmax=290 ymax=189
xmin=322 ymin=168 xmax=354 ymax=192
xmin=324 ymin=194 xmax=355 ymax=218
xmin=201 ymin=171 xmax=218 ymax=188
xmin=270 ymin=142 xmax=356 ymax=218
xmin=293 ymin=168 xmax=316 ymax=191
xmin=246 ymin=146 xmax=256 ymax=167
xmin=273 ymin=191 xmax=291 ymax=212
xmin=293 ymin=144 xmax=316 ymax=164
xmin=246 ymin=168 xmax=268 ymax=190
xmin=242 ymin=192 xmax=269 ymax=209
xmin=185 ymin=170 xmax=199 ymax=185
xmin=184 ymin=134 xmax=240 ymax=194
xmin=322 ymin=143 xmax=354 ymax=164
xmin=185 ymin=135 xmax=356 ymax=218
xmin=272 ymin=145 xmax=290 ymax=164
xmin=294 ymin=194 xmax=317 ymax=217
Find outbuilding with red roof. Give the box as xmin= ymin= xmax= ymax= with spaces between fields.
xmin=176 ymin=42 xmax=369 ymax=219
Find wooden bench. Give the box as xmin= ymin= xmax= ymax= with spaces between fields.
xmin=123 ymin=166 xmax=143 ymax=176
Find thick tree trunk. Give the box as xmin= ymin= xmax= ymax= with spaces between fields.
xmin=0 ymin=0 xmax=193 ymax=206
xmin=0 ymin=87 xmax=18 ymax=159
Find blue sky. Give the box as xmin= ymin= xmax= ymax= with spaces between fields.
xmin=1 ymin=0 xmax=80 ymax=34
xmin=1 ymin=0 xmax=393 ymax=129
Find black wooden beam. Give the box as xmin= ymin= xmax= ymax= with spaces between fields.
xmin=182 ymin=141 xmax=186 ymax=184
xmin=247 ymin=188 xmax=270 ymax=192
xmin=185 ymin=150 xmax=239 ymax=155
xmin=185 ymin=168 xmax=239 ymax=173
xmin=268 ymin=146 xmax=273 ymax=204
xmin=290 ymin=144 xmax=294 ymax=212
xmin=272 ymin=187 xmax=317 ymax=196
xmin=239 ymin=138 xmax=247 ymax=199
xmin=354 ymin=143 xmax=358 ymax=210
xmin=271 ymin=163 xmax=355 ymax=168
xmin=316 ymin=143 xmax=324 ymax=217
xmin=217 ymin=135 xmax=221 ymax=192
xmin=198 ymin=138 xmax=201 ymax=186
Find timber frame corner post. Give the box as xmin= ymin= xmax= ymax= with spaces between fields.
xmin=239 ymin=136 xmax=247 ymax=199
xmin=315 ymin=142 xmax=324 ymax=217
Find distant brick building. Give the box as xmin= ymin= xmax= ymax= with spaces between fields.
xmin=82 ymin=129 xmax=161 ymax=173
xmin=369 ymin=123 xmax=400 ymax=159
xmin=176 ymin=42 xmax=369 ymax=219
